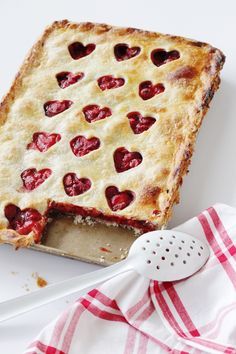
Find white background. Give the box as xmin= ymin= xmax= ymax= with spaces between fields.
xmin=0 ymin=0 xmax=236 ymax=353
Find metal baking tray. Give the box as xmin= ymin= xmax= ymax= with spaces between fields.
xmin=30 ymin=217 xmax=137 ymax=266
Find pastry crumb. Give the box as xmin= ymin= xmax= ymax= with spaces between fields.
xmin=32 ymin=272 xmax=48 ymax=288
xmin=99 ymin=255 xmax=105 ymax=263
xmin=37 ymin=276 xmax=48 ymax=288
xmin=22 ymin=283 xmax=30 ymax=292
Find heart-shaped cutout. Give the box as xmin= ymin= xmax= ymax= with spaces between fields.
xmin=83 ymin=104 xmax=112 ymax=123
xmin=127 ymin=111 xmax=156 ymax=134
xmin=44 ymin=100 xmax=73 ymax=117
xmin=68 ymin=42 xmax=96 ymax=60
xmin=56 ymin=71 xmax=84 ymax=89
xmin=70 ymin=135 xmax=100 ymax=157
xmin=114 ymin=147 xmax=142 ymax=173
xmin=98 ymin=75 xmax=125 ymax=91
xmin=63 ymin=173 xmax=91 ymax=197
xmin=139 ymin=81 xmax=165 ymax=100
xmin=21 ymin=168 xmax=52 ymax=191
xmin=4 ymin=203 xmax=44 ymax=239
xmin=151 ymin=48 xmax=180 ymax=67
xmin=114 ymin=43 xmax=141 ymax=61
xmin=27 ymin=132 xmax=61 ymax=152
xmin=105 ymin=186 xmax=135 ymax=211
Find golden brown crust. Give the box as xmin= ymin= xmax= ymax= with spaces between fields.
xmin=0 ymin=229 xmax=34 ymax=249
xmin=160 ymin=47 xmax=224 ymax=223
xmin=0 ymin=20 xmax=225 ymax=246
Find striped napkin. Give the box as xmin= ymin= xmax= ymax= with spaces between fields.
xmin=24 ymin=204 xmax=236 ymax=354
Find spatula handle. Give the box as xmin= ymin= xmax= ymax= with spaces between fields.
xmin=0 ymin=260 xmax=130 ymax=322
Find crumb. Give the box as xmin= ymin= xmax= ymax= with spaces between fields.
xmin=99 ymin=247 xmax=112 ymax=253
xmin=11 ymin=271 xmax=18 ymax=275
xmin=120 ymin=249 xmax=128 ymax=259
xmin=37 ymin=276 xmax=48 ymax=288
xmin=22 ymin=283 xmax=30 ymax=292
xmin=120 ymin=254 xmax=126 ymax=260
xmin=99 ymin=255 xmax=105 ymax=263
xmin=32 ymin=272 xmax=48 ymax=288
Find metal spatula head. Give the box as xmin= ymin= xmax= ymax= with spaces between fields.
xmin=128 ymin=230 xmax=210 ymax=281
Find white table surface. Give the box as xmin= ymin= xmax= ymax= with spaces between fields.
xmin=0 ymin=0 xmax=236 ymax=352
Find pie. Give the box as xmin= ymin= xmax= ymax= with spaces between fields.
xmin=0 ymin=20 xmax=225 ymax=248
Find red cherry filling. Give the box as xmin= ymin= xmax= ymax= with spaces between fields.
xmin=63 ymin=173 xmax=91 ymax=197
xmin=105 ymin=186 xmax=135 ymax=211
xmin=56 ymin=71 xmax=84 ymax=89
xmin=68 ymin=42 xmax=96 ymax=60
xmin=127 ymin=111 xmax=156 ymax=134
xmin=21 ymin=168 xmax=52 ymax=191
xmin=44 ymin=100 xmax=73 ymax=117
xmin=98 ymin=75 xmax=125 ymax=91
xmin=114 ymin=43 xmax=141 ymax=61
xmin=27 ymin=132 xmax=61 ymax=152
xmin=70 ymin=135 xmax=100 ymax=157
xmin=4 ymin=204 xmax=44 ymax=239
xmin=151 ymin=48 xmax=180 ymax=67
xmin=83 ymin=104 xmax=112 ymax=123
xmin=48 ymin=201 xmax=155 ymax=233
xmin=114 ymin=147 xmax=142 ymax=173
xmin=139 ymin=81 xmax=165 ymax=100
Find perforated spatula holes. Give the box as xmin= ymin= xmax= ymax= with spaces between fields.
xmin=128 ymin=230 xmax=210 ymax=281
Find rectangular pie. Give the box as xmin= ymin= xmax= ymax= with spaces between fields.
xmin=0 ymin=20 xmax=225 ymax=248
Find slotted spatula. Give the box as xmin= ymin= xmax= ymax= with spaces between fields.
xmin=0 ymin=230 xmax=209 ymax=322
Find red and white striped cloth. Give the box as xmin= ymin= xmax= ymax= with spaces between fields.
xmin=25 ymin=204 xmax=236 ymax=354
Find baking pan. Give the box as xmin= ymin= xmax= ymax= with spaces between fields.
xmin=30 ymin=217 xmax=137 ymax=266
